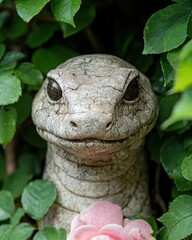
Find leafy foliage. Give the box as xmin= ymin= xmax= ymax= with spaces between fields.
xmin=0 ymin=180 xmax=64 ymax=240
xmin=21 ymin=180 xmax=57 ymax=220
xmin=0 ymin=0 xmax=192 ymax=239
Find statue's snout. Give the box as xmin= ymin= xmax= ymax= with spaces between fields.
xmin=62 ymin=112 xmax=114 ymax=139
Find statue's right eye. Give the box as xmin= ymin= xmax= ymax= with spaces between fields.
xmin=47 ymin=78 xmax=62 ymax=101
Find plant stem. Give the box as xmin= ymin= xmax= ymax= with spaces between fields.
xmin=5 ymin=135 xmax=17 ymax=175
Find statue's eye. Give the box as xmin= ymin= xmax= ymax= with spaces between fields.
xmin=47 ymin=78 xmax=62 ymax=101
xmin=123 ymin=77 xmax=139 ymax=101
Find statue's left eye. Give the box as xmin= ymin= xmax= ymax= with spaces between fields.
xmin=47 ymin=78 xmax=62 ymax=101
xmin=123 ymin=77 xmax=139 ymax=101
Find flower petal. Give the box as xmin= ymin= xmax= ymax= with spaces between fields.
xmin=67 ymin=215 xmax=85 ymax=240
xmin=124 ymin=220 xmax=154 ymax=239
xmin=74 ymin=225 xmax=98 ymax=240
xmin=92 ymin=235 xmax=112 ymax=240
xmin=100 ymin=224 xmax=126 ymax=240
xmin=80 ymin=201 xmax=124 ymax=228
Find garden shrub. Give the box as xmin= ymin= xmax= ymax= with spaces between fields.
xmin=0 ymin=0 xmax=192 ymax=239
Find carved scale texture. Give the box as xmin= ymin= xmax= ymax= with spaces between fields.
xmin=32 ymin=54 xmax=158 ymax=231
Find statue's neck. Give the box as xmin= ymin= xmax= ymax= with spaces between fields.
xmin=46 ymin=139 xmax=145 ymax=181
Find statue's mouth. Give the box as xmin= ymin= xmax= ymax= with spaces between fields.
xmin=37 ymin=127 xmax=128 ymax=144
xmin=36 ymin=127 xmax=131 ymax=155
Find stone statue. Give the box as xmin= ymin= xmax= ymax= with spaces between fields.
xmin=32 ymin=54 xmax=158 ymax=230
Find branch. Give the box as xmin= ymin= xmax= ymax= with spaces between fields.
xmin=5 ymin=135 xmax=17 ymax=175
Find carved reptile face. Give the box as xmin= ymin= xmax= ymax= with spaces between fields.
xmin=32 ymin=55 xmax=158 ymax=156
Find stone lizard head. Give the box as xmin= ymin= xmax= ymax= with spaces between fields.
xmin=32 ymin=54 xmax=158 ymax=157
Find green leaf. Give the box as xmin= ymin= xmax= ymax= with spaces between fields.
xmin=0 ymin=51 xmax=25 ymax=72
xmin=167 ymin=48 xmax=180 ymax=69
xmin=0 ymin=224 xmax=13 ymax=240
xmin=51 ymin=0 xmax=81 ymax=26
xmin=0 ymin=44 xmax=5 ymax=60
xmin=33 ymin=227 xmax=67 ymax=240
xmin=14 ymin=93 xmax=33 ymax=125
xmin=0 ymin=11 xmax=10 ymax=29
xmin=159 ymin=195 xmax=192 ymax=240
xmin=171 ymin=40 xmax=192 ymax=93
xmin=158 ymin=94 xmax=180 ymax=127
xmin=0 ymin=190 xmax=15 ymax=221
xmin=0 ymin=107 xmax=17 ymax=147
xmin=162 ymin=88 xmax=192 ymax=128
xmin=16 ymin=0 xmax=50 ymax=22
xmin=9 ymin=223 xmax=35 ymax=240
xmin=157 ymin=227 xmax=169 ymax=240
xmin=182 ymin=154 xmax=192 ymax=181
xmin=32 ymin=45 xmax=78 ymax=73
xmin=3 ymin=170 xmax=32 ymax=199
xmin=160 ymin=137 xmax=192 ymax=191
xmin=18 ymin=152 xmax=42 ymax=175
xmin=15 ymin=62 xmax=43 ymax=87
xmin=143 ymin=3 xmax=192 ymax=54
xmin=160 ymin=54 xmax=175 ymax=87
xmin=21 ymin=124 xmax=46 ymax=148
xmin=11 ymin=208 xmax=25 ymax=226
xmin=21 ymin=179 xmax=57 ymax=220
xmin=27 ymin=23 xmax=59 ymax=48
xmin=5 ymin=15 xmax=27 ymax=39
xmin=0 ymin=72 xmax=21 ymax=105
xmin=0 ymin=155 xmax=6 ymax=182
xmin=60 ymin=4 xmax=96 ymax=38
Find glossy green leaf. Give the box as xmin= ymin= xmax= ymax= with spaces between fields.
xmin=172 ymin=40 xmax=192 ymax=92
xmin=143 ymin=3 xmax=192 ymax=54
xmin=0 ymin=190 xmax=15 ymax=221
xmin=34 ymin=226 xmax=67 ymax=240
xmin=10 ymin=208 xmax=25 ymax=226
xmin=182 ymin=154 xmax=192 ymax=181
xmin=162 ymin=89 xmax=192 ymax=128
xmin=16 ymin=0 xmax=50 ymax=22
xmin=9 ymin=223 xmax=35 ymax=240
xmin=60 ymin=4 xmax=96 ymax=38
xmin=15 ymin=62 xmax=43 ymax=87
xmin=0 ymin=72 xmax=21 ymax=105
xmin=159 ymin=195 xmax=192 ymax=240
xmin=51 ymin=0 xmax=81 ymax=26
xmin=21 ymin=179 xmax=57 ymax=220
xmin=27 ymin=23 xmax=59 ymax=48
xmin=0 ymin=51 xmax=25 ymax=72
xmin=14 ymin=93 xmax=33 ymax=125
xmin=32 ymin=45 xmax=78 ymax=73
xmin=0 ymin=224 xmax=13 ymax=240
xmin=167 ymin=48 xmax=180 ymax=69
xmin=3 ymin=170 xmax=32 ymax=199
xmin=0 ymin=107 xmax=17 ymax=147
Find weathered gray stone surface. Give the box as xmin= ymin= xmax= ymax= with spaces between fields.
xmin=32 ymin=54 xmax=158 ymax=230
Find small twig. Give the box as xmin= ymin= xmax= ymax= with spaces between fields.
xmin=84 ymin=27 xmax=104 ymax=52
xmin=154 ymin=164 xmax=167 ymax=213
xmin=5 ymin=135 xmax=17 ymax=175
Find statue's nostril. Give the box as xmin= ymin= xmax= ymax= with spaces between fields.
xmin=106 ymin=120 xmax=113 ymax=130
xmin=70 ymin=121 xmax=78 ymax=128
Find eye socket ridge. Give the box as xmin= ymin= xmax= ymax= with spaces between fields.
xmin=47 ymin=78 xmax=62 ymax=101
xmin=123 ymin=76 xmax=140 ymax=102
